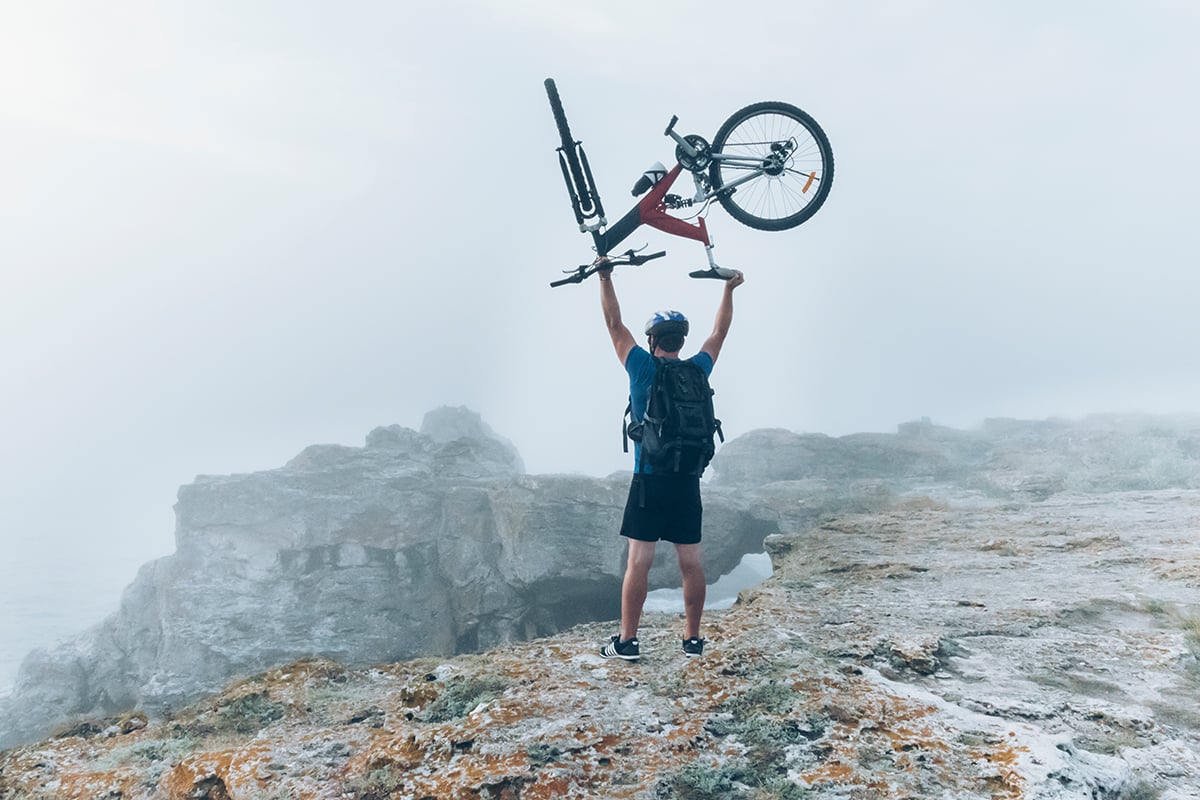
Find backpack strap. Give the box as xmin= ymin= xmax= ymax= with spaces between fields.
xmin=623 ymin=396 xmax=650 ymax=480
xmin=622 ymin=398 xmax=633 ymax=453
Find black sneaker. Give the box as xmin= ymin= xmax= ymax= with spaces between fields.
xmin=682 ymin=637 xmax=706 ymax=657
xmin=600 ymin=635 xmax=640 ymax=661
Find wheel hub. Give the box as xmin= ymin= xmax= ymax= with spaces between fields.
xmin=760 ymin=139 xmax=795 ymax=177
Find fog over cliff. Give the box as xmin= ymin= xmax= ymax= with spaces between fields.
xmin=4 ymin=6 xmax=1200 ymax=693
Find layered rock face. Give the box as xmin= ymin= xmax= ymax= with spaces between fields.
xmin=0 ymin=407 xmax=774 ymax=749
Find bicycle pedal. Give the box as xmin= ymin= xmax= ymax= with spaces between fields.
xmin=689 ymin=267 xmax=737 ymax=280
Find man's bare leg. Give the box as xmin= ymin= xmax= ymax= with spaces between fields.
xmin=621 ymin=540 xmax=657 ymax=641
xmin=675 ymin=543 xmax=706 ymax=640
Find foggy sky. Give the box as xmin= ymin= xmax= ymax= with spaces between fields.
xmin=3 ymin=1 xmax=1200 ymax=656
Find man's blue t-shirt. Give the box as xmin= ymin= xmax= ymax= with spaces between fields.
xmin=626 ymin=345 xmax=714 ymax=473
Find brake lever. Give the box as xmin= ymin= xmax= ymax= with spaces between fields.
xmin=628 ymin=250 xmax=667 ymax=266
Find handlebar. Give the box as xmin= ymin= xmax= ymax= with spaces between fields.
xmin=549 ymin=249 xmax=667 ymax=288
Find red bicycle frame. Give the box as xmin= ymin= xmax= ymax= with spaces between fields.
xmin=592 ymin=163 xmax=711 ymax=257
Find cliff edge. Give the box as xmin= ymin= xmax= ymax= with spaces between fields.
xmin=1 ymin=486 xmax=1198 ymax=798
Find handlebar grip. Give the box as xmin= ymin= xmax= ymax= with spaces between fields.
xmin=550 ymin=265 xmax=595 ymax=287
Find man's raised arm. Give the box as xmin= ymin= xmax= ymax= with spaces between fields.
xmin=598 ymin=262 xmax=636 ymax=365
xmin=700 ymin=271 xmax=745 ymax=365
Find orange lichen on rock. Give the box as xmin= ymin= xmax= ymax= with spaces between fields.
xmin=354 ymin=730 xmax=431 ymax=770
xmin=161 ymin=743 xmax=272 ymax=800
xmin=802 ymin=756 xmax=859 ymax=786
xmin=966 ymin=734 xmax=1031 ymax=800
xmin=35 ymin=767 xmax=142 ymax=800
xmin=796 ymin=674 xmax=1029 ymax=796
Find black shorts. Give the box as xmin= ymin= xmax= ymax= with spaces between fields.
xmin=619 ymin=473 xmax=703 ymax=545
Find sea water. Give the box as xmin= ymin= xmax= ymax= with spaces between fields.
xmin=0 ymin=555 xmax=132 ymax=698
xmin=644 ymin=551 xmax=773 ymax=612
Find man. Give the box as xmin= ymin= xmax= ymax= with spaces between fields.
xmin=596 ymin=259 xmax=744 ymax=661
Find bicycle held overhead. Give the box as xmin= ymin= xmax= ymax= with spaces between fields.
xmin=545 ymin=78 xmax=834 ymax=288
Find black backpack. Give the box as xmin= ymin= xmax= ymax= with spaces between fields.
xmin=623 ymin=357 xmax=724 ymax=475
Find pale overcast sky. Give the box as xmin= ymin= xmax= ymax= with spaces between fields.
xmin=2 ymin=1 xmax=1199 ymax=663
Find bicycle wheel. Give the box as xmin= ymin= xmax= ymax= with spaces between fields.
xmin=709 ymin=101 xmax=834 ymax=231
xmin=545 ymin=78 xmax=593 ymax=215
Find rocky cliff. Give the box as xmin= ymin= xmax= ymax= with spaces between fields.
xmin=4 ymin=409 xmax=1200 ymax=779
xmin=1 ymin=486 xmax=1198 ymax=798
xmin=0 ymin=407 xmax=777 ymax=750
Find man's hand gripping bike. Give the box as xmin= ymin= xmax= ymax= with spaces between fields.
xmin=546 ymin=78 xmax=834 ymax=288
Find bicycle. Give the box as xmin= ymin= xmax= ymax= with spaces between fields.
xmin=545 ymin=78 xmax=833 ymax=288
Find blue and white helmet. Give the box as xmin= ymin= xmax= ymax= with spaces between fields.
xmin=644 ymin=310 xmax=689 ymax=337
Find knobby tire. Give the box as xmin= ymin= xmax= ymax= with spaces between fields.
xmin=709 ymin=101 xmax=834 ymax=231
